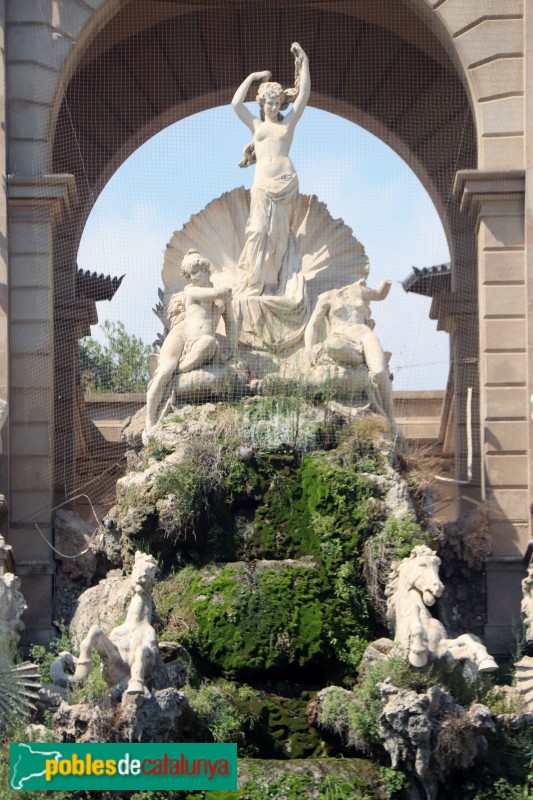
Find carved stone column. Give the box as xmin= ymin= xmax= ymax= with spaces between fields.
xmin=7 ymin=174 xmax=76 ymax=644
xmin=454 ymin=169 xmax=527 ymax=653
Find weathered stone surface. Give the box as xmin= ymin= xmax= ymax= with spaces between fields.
xmin=25 ymin=724 xmax=59 ymax=742
xmin=365 ymin=464 xmax=414 ymax=520
xmin=121 ymin=406 xmax=146 ymax=449
xmin=53 ymin=509 xmax=98 ymax=582
xmin=378 ymin=680 xmax=494 ymax=800
xmin=69 ymin=570 xmax=134 ymax=649
xmin=434 ymin=506 xmax=491 ymax=639
xmin=53 ymin=688 xmax=195 ymax=743
xmin=55 ymin=511 xmax=122 ymax=620
xmin=0 ymin=572 xmax=27 ymax=653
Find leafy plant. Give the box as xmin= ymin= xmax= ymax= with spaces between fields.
xmin=363 ymin=513 xmax=428 ymax=622
xmin=78 ymin=320 xmax=155 ymax=393
xmin=68 ymin=651 xmax=108 ymax=705
xmin=378 ymin=766 xmax=409 ymax=798
xmin=30 ymin=621 xmax=73 ymax=684
xmin=185 ymin=680 xmax=259 ymax=746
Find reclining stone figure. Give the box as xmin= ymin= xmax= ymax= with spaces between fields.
xmin=68 ymin=552 xmax=166 ymax=697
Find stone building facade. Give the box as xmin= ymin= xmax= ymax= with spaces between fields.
xmin=0 ymin=0 xmax=531 ymax=650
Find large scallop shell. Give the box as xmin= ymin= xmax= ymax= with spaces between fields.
xmin=161 ymin=186 xmax=368 ymax=315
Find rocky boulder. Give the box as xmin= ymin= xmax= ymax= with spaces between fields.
xmin=53 ymin=688 xmax=196 ymax=743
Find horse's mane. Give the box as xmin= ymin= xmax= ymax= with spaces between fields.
xmin=385 ymin=546 xmax=438 ymax=629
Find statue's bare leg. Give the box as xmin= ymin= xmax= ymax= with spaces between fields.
xmin=73 ymin=625 xmax=128 ymax=687
xmin=146 ymin=357 xmax=180 ymax=431
xmin=324 ymin=335 xmax=363 ymax=367
xmin=360 ymin=331 xmax=396 ymax=430
xmin=145 ymin=325 xmax=186 ymax=431
xmin=127 ymin=645 xmax=156 ymax=695
xmin=178 ymin=335 xmax=217 ymax=373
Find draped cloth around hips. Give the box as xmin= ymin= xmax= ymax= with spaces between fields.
xmin=234 ymin=174 xmax=310 ymax=350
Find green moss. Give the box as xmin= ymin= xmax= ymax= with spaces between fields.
xmin=151 ymin=446 xmax=392 ymax=677
xmin=244 ymin=692 xmax=324 ymax=760
xmin=172 ymin=560 xmax=371 ymax=677
xmin=186 ymin=564 xmax=325 ymax=672
xmin=237 ymin=452 xmax=382 ymax=564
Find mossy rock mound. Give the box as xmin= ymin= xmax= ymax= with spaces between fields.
xmin=155 ymin=559 xmax=372 ymax=677
xmin=115 ymin=400 xmax=404 ymax=566
xmin=243 ymin=691 xmax=325 ymax=759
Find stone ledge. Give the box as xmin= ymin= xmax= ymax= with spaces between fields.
xmin=453 ymin=168 xmax=525 ymax=215
xmin=7 ymin=174 xmax=77 ymax=218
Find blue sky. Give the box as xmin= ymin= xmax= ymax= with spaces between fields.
xmin=77 ymin=104 xmax=450 ymax=390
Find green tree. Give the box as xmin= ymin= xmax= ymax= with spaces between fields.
xmin=78 ymin=320 xmax=155 ymax=393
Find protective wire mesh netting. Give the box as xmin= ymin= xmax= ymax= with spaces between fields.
xmin=17 ymin=0 xmax=493 ymax=559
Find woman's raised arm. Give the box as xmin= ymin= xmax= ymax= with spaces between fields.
xmin=288 ymin=43 xmax=310 ymax=125
xmin=231 ymin=70 xmax=271 ymax=131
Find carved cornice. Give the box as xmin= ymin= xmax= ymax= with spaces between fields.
xmin=7 ymin=174 xmax=77 ymax=220
xmin=453 ymin=169 xmax=525 ymax=217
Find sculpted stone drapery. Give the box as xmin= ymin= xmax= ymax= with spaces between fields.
xmin=231 ymin=43 xmax=310 ymax=298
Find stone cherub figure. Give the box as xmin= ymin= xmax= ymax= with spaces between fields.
xmin=66 ymin=552 xmax=167 ymax=698
xmin=145 ymin=249 xmax=236 ymax=436
xmin=304 ymin=258 xmax=396 ymax=429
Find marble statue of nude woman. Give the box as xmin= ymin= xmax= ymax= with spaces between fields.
xmin=231 ymin=42 xmax=310 ymax=298
xmin=144 ymin=250 xmax=235 ymax=435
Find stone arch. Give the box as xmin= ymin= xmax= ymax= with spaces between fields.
xmin=46 ymin=1 xmax=481 ymax=499
xmin=7 ymin=0 xmax=528 ymax=646
xmin=50 ymin=0 xmax=479 ymax=260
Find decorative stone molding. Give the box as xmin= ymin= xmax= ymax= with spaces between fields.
xmin=7 ymin=174 xmax=77 ymax=220
xmin=453 ymin=170 xmax=525 ymax=217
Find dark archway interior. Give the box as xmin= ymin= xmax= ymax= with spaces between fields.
xmin=53 ymin=0 xmax=476 ymax=266
xmin=51 ymin=0 xmax=478 ymax=496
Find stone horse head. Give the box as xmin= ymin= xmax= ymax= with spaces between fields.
xmin=386 ymin=546 xmax=443 ymax=621
xmin=386 ymin=545 xmax=497 ymax=674
xmin=131 ymin=551 xmax=158 ymax=597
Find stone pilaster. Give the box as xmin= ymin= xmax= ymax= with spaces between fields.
xmin=454 ymin=169 xmax=527 ymax=652
xmin=7 ymin=173 xmax=76 ymax=644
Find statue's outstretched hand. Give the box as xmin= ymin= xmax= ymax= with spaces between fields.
xmin=291 ymin=43 xmax=306 ymax=60
xmin=253 ymin=70 xmax=271 ymax=82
